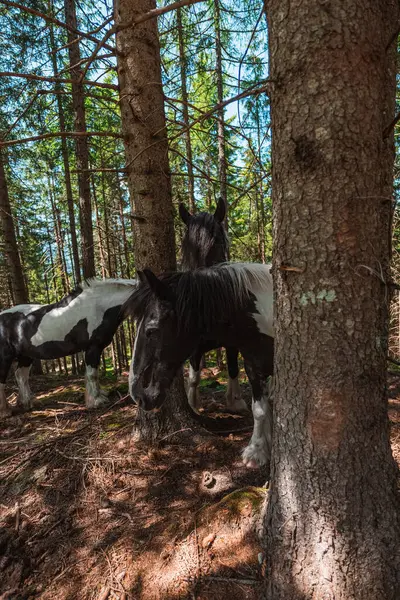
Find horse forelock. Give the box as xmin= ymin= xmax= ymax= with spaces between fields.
xmin=181 ymin=212 xmax=229 ymax=269
xmin=123 ymin=263 xmax=272 ymax=335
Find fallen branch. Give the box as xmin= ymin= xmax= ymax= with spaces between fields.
xmin=1 ymin=395 xmax=131 ymax=476
xmin=203 ymin=576 xmax=259 ymax=586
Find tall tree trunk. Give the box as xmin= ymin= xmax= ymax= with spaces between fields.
xmin=263 ymin=1 xmax=400 ymax=598
xmin=214 ymin=0 xmax=227 ymax=222
xmin=177 ymin=7 xmax=195 ymax=212
xmin=0 ymin=145 xmax=28 ymax=303
xmin=115 ymin=0 xmax=195 ymax=441
xmin=48 ymin=8 xmax=81 ymax=284
xmin=116 ymin=176 xmax=131 ymax=278
xmin=64 ymin=0 xmax=95 ymax=279
xmin=48 ymin=174 xmax=68 ymax=294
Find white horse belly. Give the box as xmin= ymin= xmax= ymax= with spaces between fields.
xmin=252 ymin=290 xmax=274 ymax=337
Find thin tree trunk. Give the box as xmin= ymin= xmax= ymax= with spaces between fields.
xmin=64 ymin=0 xmax=95 ymax=279
xmin=92 ymin=177 xmax=107 ymax=278
xmin=177 ymin=7 xmax=195 ymax=212
xmin=48 ymin=6 xmax=81 ymax=283
xmin=116 ymin=176 xmax=131 ymax=278
xmin=115 ymin=0 xmax=195 ymax=440
xmin=0 ymin=145 xmax=28 ymax=303
xmin=263 ymin=1 xmax=400 ymax=598
xmin=214 ymin=0 xmax=227 ymax=223
xmin=48 ymin=174 xmax=69 ymax=294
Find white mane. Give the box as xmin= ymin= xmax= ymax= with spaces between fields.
xmin=217 ymin=262 xmax=273 ymax=298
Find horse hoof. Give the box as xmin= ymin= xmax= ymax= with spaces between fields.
xmin=242 ymin=440 xmax=270 ymax=469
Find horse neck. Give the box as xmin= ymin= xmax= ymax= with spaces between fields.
xmin=181 ymin=242 xmax=227 ymax=270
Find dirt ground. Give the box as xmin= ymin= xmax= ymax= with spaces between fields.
xmin=1 ymin=369 xmax=399 ymax=600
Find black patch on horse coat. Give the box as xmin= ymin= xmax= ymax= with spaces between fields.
xmin=27 ymin=318 xmax=90 ymax=359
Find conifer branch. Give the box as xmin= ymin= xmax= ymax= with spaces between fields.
xmin=0 ymin=131 xmax=123 ymax=147
xmin=0 ymin=72 xmax=118 ymax=91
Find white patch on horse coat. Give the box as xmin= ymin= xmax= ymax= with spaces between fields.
xmin=15 ymin=365 xmax=32 ymax=409
xmin=129 ymin=318 xmax=142 ymax=400
xmin=252 ymin=290 xmax=274 ymax=337
xmin=242 ymin=378 xmax=273 ymax=468
xmin=226 ymin=376 xmax=247 ymax=412
xmin=30 ymin=279 xmax=137 ymax=347
xmin=84 ymin=365 xmax=108 ymax=408
xmin=217 ymin=262 xmax=274 ymax=337
xmin=187 ymin=365 xmax=201 ymax=412
xmin=0 ymin=383 xmax=11 ymax=417
xmin=0 ymin=304 xmax=43 ymax=315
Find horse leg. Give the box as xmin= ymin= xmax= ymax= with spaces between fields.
xmin=225 ymin=347 xmax=247 ymax=413
xmin=186 ymin=350 xmax=202 ymax=413
xmin=0 ymin=352 xmax=14 ymax=418
xmin=15 ymin=357 xmax=34 ymax=411
xmin=84 ymin=348 xmax=108 ymax=408
xmin=241 ymin=353 xmax=274 ymax=469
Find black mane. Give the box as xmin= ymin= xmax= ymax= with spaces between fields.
xmin=181 ymin=212 xmax=229 ymax=270
xmin=123 ymin=268 xmax=253 ymax=334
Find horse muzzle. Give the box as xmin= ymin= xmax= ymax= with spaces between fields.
xmin=130 ymin=380 xmax=166 ymax=412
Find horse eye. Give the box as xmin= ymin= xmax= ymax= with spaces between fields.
xmin=145 ymin=327 xmax=157 ymax=338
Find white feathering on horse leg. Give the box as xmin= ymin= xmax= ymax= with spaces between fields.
xmin=15 ymin=365 xmax=33 ymax=410
xmin=84 ymin=366 xmax=109 ymax=408
xmin=225 ymin=376 xmax=248 ymax=412
xmin=242 ymin=378 xmax=273 ymax=468
xmin=0 ymin=383 xmax=12 ymax=417
xmin=187 ymin=365 xmax=201 ymax=413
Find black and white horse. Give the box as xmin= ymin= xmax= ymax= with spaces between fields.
xmin=179 ymin=198 xmax=247 ymax=413
xmin=0 ymin=278 xmax=137 ymax=417
xmin=124 ymin=263 xmax=274 ymax=469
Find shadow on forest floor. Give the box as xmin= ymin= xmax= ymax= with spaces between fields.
xmin=0 ymin=368 xmax=268 ymax=600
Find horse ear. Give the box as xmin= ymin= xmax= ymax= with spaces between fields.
xmin=214 ymin=197 xmax=226 ymax=223
xmin=179 ymin=203 xmax=192 ymax=225
xmin=137 ymin=270 xmax=145 ymax=283
xmin=142 ymin=269 xmax=174 ymax=304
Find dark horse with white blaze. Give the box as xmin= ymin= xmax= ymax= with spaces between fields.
xmin=124 ymin=263 xmax=274 ymax=468
xmin=179 ymin=198 xmax=246 ymax=413
xmin=0 ymin=278 xmax=137 ymax=417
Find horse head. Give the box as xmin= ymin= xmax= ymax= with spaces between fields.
xmin=179 ymin=197 xmax=228 ymax=269
xmin=128 ymin=270 xmax=197 ymax=411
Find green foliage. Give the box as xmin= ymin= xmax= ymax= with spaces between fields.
xmin=0 ymin=0 xmax=270 ymax=312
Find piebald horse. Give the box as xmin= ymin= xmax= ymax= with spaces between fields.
xmin=123 ymin=263 xmax=274 ymax=469
xmin=0 ymin=278 xmax=137 ymax=417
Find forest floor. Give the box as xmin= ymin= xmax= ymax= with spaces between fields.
xmin=1 ymin=368 xmax=399 ymax=600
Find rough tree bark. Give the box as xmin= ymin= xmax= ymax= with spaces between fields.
xmin=177 ymin=6 xmax=196 ymax=212
xmin=0 ymin=145 xmax=28 ymax=303
xmin=214 ymin=0 xmax=227 ymax=222
xmin=64 ymin=0 xmax=95 ymax=279
xmin=263 ymin=1 xmax=400 ymax=599
xmin=48 ymin=9 xmax=81 ymax=284
xmin=115 ymin=0 xmax=195 ymax=441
